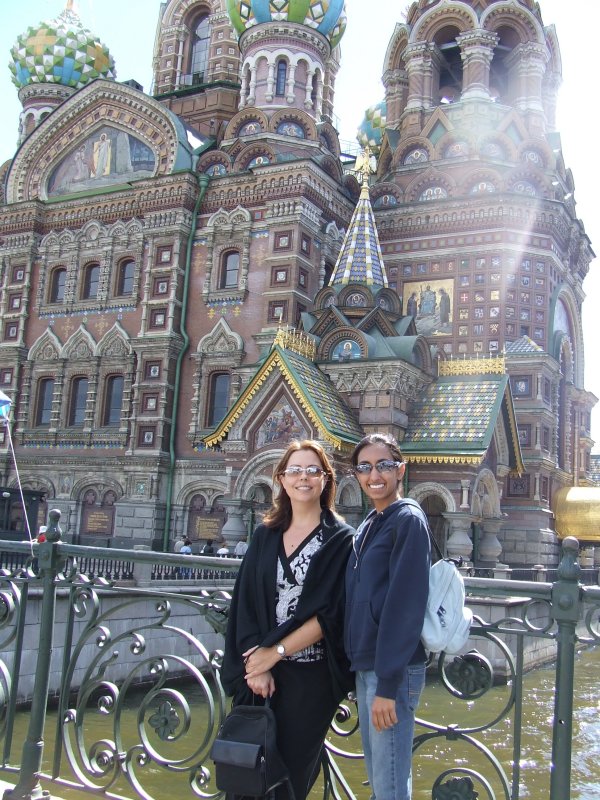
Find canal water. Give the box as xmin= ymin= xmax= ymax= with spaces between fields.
xmin=2 ymin=646 xmax=599 ymax=799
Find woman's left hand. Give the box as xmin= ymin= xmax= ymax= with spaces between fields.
xmin=243 ymin=646 xmax=279 ymax=677
xmin=371 ymin=695 xmax=398 ymax=732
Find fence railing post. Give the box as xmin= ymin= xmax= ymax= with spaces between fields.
xmin=3 ymin=509 xmax=62 ymax=800
xmin=549 ymin=535 xmax=581 ymax=800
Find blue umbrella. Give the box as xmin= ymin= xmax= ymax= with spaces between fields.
xmin=0 ymin=389 xmax=11 ymax=420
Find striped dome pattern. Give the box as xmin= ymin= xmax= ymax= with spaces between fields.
xmin=226 ymin=0 xmax=347 ymax=47
xmin=9 ymin=8 xmax=116 ymax=90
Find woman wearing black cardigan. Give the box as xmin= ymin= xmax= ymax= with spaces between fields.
xmin=221 ymin=440 xmax=354 ymax=800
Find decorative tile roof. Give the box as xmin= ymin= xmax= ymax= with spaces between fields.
xmin=505 ymin=335 xmax=544 ymax=355
xmin=329 ymin=172 xmax=388 ymax=289
xmin=10 ymin=8 xmax=115 ymax=90
xmin=226 ymin=0 xmax=347 ymax=47
xmin=203 ymin=341 xmax=362 ymax=450
xmin=402 ymin=374 xmax=523 ymax=471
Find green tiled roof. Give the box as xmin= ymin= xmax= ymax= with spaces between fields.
xmin=282 ymin=348 xmax=363 ymax=443
xmin=203 ymin=344 xmax=362 ymax=450
xmin=505 ymin=335 xmax=544 ymax=355
xmin=402 ymin=373 xmax=522 ymax=470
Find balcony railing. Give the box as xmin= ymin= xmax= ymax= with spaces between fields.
xmin=0 ymin=509 xmax=599 ymax=800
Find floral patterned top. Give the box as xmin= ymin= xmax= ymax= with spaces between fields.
xmin=275 ymin=526 xmax=325 ymax=662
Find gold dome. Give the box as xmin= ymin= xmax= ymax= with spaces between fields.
xmin=553 ymin=486 xmax=600 ymax=542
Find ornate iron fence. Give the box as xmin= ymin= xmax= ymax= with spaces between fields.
xmin=0 ymin=509 xmax=598 ymax=800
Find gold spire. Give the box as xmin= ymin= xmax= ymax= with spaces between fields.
xmin=354 ymin=146 xmax=374 ymax=197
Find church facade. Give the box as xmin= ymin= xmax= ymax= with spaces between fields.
xmin=0 ymin=0 xmax=596 ymax=568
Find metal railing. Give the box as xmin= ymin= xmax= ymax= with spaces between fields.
xmin=0 ymin=509 xmax=598 ymax=800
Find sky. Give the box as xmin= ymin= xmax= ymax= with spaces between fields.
xmin=1 ymin=0 xmax=599 ymax=449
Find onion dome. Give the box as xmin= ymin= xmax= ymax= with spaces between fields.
xmin=226 ymin=1 xmax=347 ymax=48
xmin=9 ymin=7 xmax=116 ymax=90
xmin=357 ymin=100 xmax=387 ymax=155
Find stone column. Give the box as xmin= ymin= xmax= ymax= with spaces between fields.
xmin=265 ymin=60 xmax=275 ymax=102
xmin=457 ymin=29 xmax=498 ymax=101
xmin=286 ymin=63 xmax=297 ymax=105
xmin=478 ymin=517 xmax=504 ymax=567
xmin=403 ymin=43 xmax=429 ymax=111
xmin=220 ymin=500 xmax=247 ymax=549
xmin=442 ymin=511 xmax=475 ymax=565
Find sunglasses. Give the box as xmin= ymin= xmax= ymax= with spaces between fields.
xmin=353 ymin=459 xmax=402 ymax=474
xmin=281 ymin=466 xmax=326 ymax=477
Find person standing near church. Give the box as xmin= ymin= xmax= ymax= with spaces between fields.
xmin=345 ymin=433 xmax=430 ymax=800
xmin=222 ymin=439 xmax=354 ymax=800
xmin=234 ymin=536 xmax=248 ymax=558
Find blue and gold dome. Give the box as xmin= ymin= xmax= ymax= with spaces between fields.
xmin=226 ymin=1 xmax=347 ymax=48
xmin=9 ymin=6 xmax=116 ymax=90
xmin=357 ymin=101 xmax=387 ymax=155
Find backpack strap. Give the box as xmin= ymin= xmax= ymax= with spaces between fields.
xmin=396 ymin=498 xmax=445 ymax=563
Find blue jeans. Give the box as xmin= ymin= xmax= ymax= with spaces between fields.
xmin=356 ymin=664 xmax=426 ymax=800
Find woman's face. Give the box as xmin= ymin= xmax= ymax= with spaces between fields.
xmin=278 ymin=448 xmax=328 ymax=510
xmin=353 ymin=442 xmax=405 ymax=512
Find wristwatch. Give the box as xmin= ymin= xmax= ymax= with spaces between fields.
xmin=275 ymin=642 xmax=286 ymax=657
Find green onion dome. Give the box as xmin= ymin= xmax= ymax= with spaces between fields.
xmin=226 ymin=0 xmax=347 ymax=48
xmin=357 ymin=101 xmax=387 ymax=155
xmin=9 ymin=7 xmax=116 ymax=90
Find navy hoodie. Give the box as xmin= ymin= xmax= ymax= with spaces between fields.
xmin=344 ymin=498 xmax=430 ymax=699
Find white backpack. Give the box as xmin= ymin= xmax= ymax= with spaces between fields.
xmin=399 ymin=500 xmax=473 ymax=655
xmin=421 ymin=556 xmax=473 ymax=654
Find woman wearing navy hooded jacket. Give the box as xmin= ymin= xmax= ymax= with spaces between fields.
xmin=344 ymin=433 xmax=430 ymax=800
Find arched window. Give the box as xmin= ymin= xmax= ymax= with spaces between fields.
xmin=68 ymin=377 xmax=88 ymax=427
xmin=82 ymin=263 xmax=100 ymax=300
xmin=219 ymin=251 xmax=239 ymax=289
xmin=35 ymin=378 xmax=54 ymax=426
xmin=50 ymin=268 xmax=66 ymax=303
xmin=207 ymin=372 xmax=230 ymax=427
xmin=275 ymin=60 xmax=287 ymax=96
xmin=103 ymin=375 xmax=124 ymax=426
xmin=116 ymin=259 xmax=135 ymax=296
xmin=189 ymin=15 xmax=210 ymax=84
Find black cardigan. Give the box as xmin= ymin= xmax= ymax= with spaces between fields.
xmin=221 ymin=509 xmax=355 ymax=704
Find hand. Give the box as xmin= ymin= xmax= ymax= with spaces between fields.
xmin=371 ymin=695 xmax=397 ymax=732
xmin=246 ymin=670 xmax=275 ymax=698
xmin=244 ymin=646 xmax=280 ymax=678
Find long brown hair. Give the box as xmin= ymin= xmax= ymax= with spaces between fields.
xmin=262 ymin=440 xmax=337 ymax=530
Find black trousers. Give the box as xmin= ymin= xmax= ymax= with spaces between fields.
xmin=269 ymin=659 xmax=338 ymax=800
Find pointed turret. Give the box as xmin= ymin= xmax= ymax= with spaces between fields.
xmin=329 ymin=150 xmax=388 ymax=289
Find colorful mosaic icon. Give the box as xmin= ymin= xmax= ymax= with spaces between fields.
xmin=10 ymin=8 xmax=116 ymax=90
xmin=226 ymin=0 xmax=347 ymax=46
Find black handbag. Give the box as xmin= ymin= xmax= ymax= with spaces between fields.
xmin=210 ymin=699 xmax=292 ymax=798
